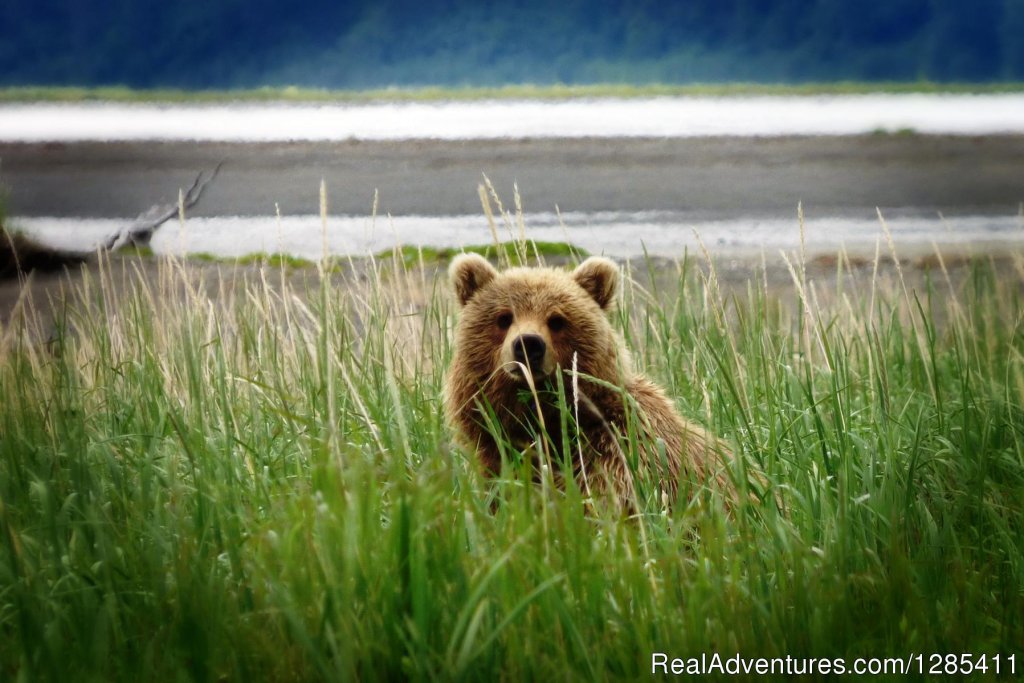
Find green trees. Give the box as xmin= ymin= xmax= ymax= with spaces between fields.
xmin=0 ymin=0 xmax=1020 ymax=87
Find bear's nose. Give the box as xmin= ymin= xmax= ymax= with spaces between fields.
xmin=512 ymin=334 xmax=547 ymax=370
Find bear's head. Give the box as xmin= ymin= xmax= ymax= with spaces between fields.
xmin=449 ymin=254 xmax=625 ymax=388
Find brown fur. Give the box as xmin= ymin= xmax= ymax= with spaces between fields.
xmin=443 ymin=254 xmax=736 ymax=509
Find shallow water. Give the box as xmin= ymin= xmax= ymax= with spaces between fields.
xmin=13 ymin=211 xmax=1024 ymax=260
xmin=2 ymin=94 xmax=1024 ymax=141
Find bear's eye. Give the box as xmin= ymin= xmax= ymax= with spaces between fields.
xmin=547 ymin=315 xmax=567 ymax=332
xmin=496 ymin=312 xmax=513 ymax=330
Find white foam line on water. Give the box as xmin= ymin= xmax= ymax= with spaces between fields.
xmin=2 ymin=94 xmax=1024 ymax=141
xmin=11 ymin=212 xmax=1024 ymax=259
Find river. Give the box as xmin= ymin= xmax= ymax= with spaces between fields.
xmin=3 ymin=95 xmax=1023 ymax=259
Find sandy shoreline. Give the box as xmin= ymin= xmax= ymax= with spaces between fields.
xmin=3 ymin=135 xmax=1023 ymax=220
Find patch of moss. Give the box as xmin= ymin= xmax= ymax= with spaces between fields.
xmin=174 ymin=242 xmax=585 ymax=271
xmin=118 ymin=245 xmax=156 ymax=258
xmin=234 ymin=252 xmax=317 ymax=269
xmin=188 ymin=252 xmax=222 ymax=263
xmin=191 ymin=251 xmax=309 ymax=266
xmin=376 ymin=241 xmax=588 ymax=267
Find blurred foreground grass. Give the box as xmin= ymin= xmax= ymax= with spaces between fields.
xmin=1 ymin=228 xmax=1022 ymax=680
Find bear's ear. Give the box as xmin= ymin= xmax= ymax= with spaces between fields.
xmin=573 ymin=257 xmax=620 ymax=310
xmin=450 ymin=253 xmax=498 ymax=306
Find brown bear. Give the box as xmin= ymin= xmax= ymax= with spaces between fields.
xmin=444 ymin=253 xmax=736 ymax=509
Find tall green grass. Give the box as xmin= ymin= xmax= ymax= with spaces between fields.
xmin=1 ymin=234 xmax=1022 ymax=680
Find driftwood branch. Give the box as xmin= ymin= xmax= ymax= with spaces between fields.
xmin=1 ymin=164 xmax=223 ymax=281
xmin=102 ymin=163 xmax=223 ymax=251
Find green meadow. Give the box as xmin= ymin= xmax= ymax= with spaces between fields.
xmin=2 ymin=82 xmax=1024 ymax=103
xmin=1 ymin=221 xmax=1022 ymax=680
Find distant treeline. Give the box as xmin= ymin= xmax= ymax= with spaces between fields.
xmin=2 ymin=0 xmax=1023 ymax=88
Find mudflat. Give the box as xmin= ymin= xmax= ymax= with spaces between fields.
xmin=2 ymin=135 xmax=1023 ymax=220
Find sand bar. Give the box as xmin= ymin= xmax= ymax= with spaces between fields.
xmin=2 ymin=136 xmax=1023 ymax=220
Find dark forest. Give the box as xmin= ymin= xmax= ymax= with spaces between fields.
xmin=2 ymin=0 xmax=1022 ymax=88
